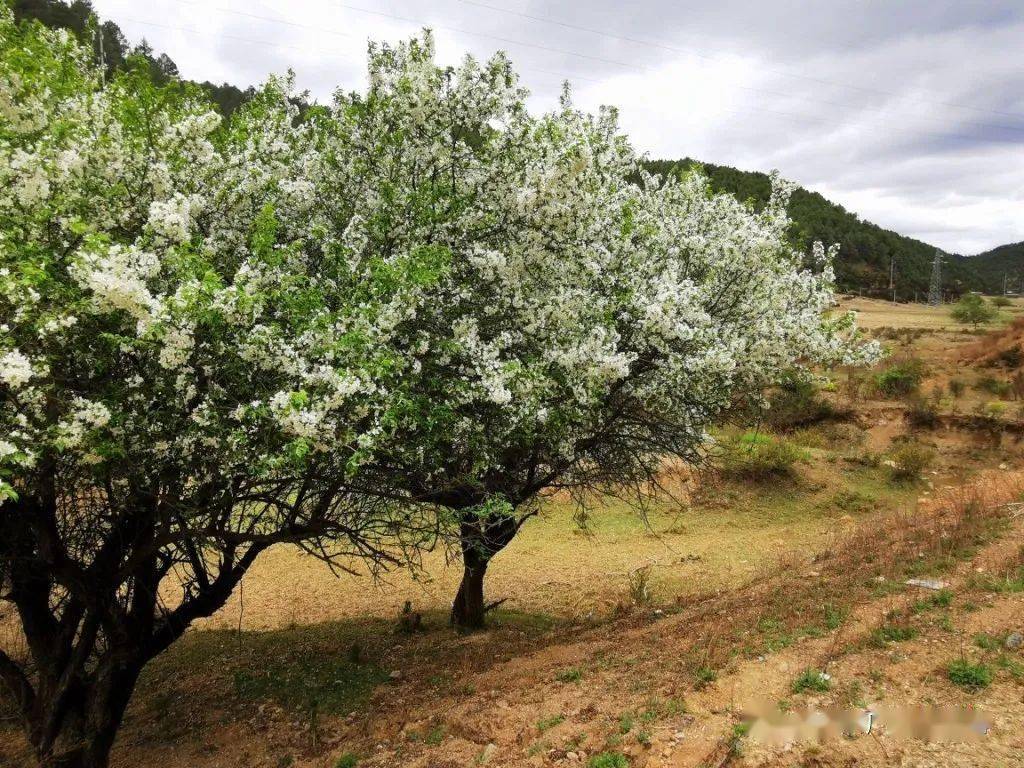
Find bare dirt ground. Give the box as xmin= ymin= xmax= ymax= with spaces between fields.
xmin=3 ymin=298 xmax=1024 ymax=768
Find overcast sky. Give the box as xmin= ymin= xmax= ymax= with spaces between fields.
xmin=92 ymin=0 xmax=1024 ymax=255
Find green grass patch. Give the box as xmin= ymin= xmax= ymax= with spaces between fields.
xmin=947 ymin=659 xmax=993 ymax=691
xmin=588 ymin=752 xmax=629 ymax=768
xmin=870 ymin=623 xmax=918 ymax=647
xmin=537 ymin=714 xmax=564 ymax=732
xmin=792 ymin=669 xmax=831 ymax=694
xmin=556 ymin=667 xmax=583 ymax=683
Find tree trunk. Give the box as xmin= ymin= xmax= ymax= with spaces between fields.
xmin=450 ymin=547 xmax=489 ymax=631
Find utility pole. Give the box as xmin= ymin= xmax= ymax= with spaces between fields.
xmin=95 ymin=24 xmax=106 ymax=86
xmin=928 ymin=250 xmax=943 ymax=306
xmin=1003 ymin=272 xmax=1008 ymax=296
xmin=889 ymin=256 xmax=896 ymax=303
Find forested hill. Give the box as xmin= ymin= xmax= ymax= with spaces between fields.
xmin=15 ymin=2 xmax=1018 ymax=298
xmin=643 ymin=159 xmax=989 ymax=299
xmin=12 ymin=0 xmax=255 ymax=115
xmin=968 ymin=243 xmax=1024 ymax=295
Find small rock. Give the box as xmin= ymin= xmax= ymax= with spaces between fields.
xmin=480 ymin=743 xmax=498 ymax=764
xmin=999 ymin=463 xmax=1009 ymax=470
xmin=673 ymin=731 xmax=686 ymax=741
xmin=905 ymin=578 xmax=948 ymax=590
xmin=1006 ymin=632 xmax=1023 ymax=650
xmin=388 ymin=670 xmax=402 ymax=681
xmin=566 ymin=751 xmax=579 ymax=762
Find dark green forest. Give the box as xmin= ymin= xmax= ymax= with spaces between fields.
xmin=11 ymin=0 xmax=255 ymax=115
xmin=14 ymin=1 xmax=1020 ymax=299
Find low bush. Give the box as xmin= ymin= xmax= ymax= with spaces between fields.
xmin=718 ymin=432 xmax=808 ymax=480
xmin=874 ymin=358 xmax=926 ymax=398
xmin=887 ymin=442 xmax=935 ymax=480
xmin=792 ymin=669 xmax=831 ymax=694
xmin=905 ymin=396 xmax=940 ymax=429
xmin=991 ymin=296 xmax=1013 ymax=308
xmin=764 ymin=373 xmax=836 ymax=429
xmin=947 ymin=659 xmax=992 ymax=691
xmin=975 ymin=375 xmax=1011 ymax=397
xmin=588 ymin=753 xmax=628 ymax=768
xmin=948 ymin=378 xmax=965 ymax=398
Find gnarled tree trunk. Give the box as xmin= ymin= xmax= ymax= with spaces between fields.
xmin=449 ymin=514 xmax=519 ymax=631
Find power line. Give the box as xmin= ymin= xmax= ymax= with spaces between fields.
xmin=454 ymin=0 xmax=1024 ymax=125
xmin=326 ymin=1 xmax=1023 ymax=144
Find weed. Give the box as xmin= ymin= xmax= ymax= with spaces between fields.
xmin=973 ymin=633 xmax=1001 ymax=651
xmin=968 ymin=565 xmax=1024 ymax=593
xmin=792 ymin=669 xmax=831 ymax=694
xmin=823 ymin=603 xmax=847 ymax=630
xmin=870 ymin=623 xmax=918 ymax=647
xmin=635 ymin=729 xmax=652 ymax=747
xmin=618 ymin=712 xmax=634 ymax=734
xmin=627 ymin=566 xmax=652 ymax=606
xmin=718 ymin=431 xmax=809 ymax=480
xmin=556 ymin=667 xmax=583 ymax=683
xmin=423 ymin=724 xmax=445 ymax=746
xmin=537 ymin=714 xmax=565 ymax=732
xmin=949 ymin=378 xmax=965 ymax=397
xmin=728 ymin=722 xmax=752 ymax=755
xmin=588 ymin=753 xmax=628 ymax=768
xmin=874 ymin=358 xmax=926 ymax=398
xmin=976 ymin=376 xmax=1011 ymax=397
xmin=334 ymin=755 xmax=358 ymax=768
xmin=693 ymin=666 xmax=717 ymax=690
xmin=911 ymin=589 xmax=953 ymax=612
xmin=947 ymin=659 xmax=992 ymax=691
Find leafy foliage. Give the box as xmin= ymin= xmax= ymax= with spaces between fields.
xmin=951 ymin=293 xmax=998 ymax=327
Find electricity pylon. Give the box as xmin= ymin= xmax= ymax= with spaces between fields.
xmin=927 ymin=250 xmax=943 ymax=306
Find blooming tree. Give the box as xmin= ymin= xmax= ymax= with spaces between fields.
xmin=0 ymin=13 xmax=431 ymax=767
xmin=300 ymin=35 xmax=879 ymax=629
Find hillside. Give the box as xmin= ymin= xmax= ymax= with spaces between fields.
xmin=970 ymin=242 xmax=1024 ymax=294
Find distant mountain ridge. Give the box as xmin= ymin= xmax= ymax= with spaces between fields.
xmin=16 ymin=1 xmax=1020 ymax=299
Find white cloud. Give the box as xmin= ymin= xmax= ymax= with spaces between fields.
xmin=92 ymin=0 xmax=1024 ymax=254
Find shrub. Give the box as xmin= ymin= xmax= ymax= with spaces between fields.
xmin=792 ymin=669 xmax=831 ymax=694
xmin=870 ymin=623 xmax=918 ymax=646
xmin=947 ymin=659 xmax=992 ymax=690
xmin=764 ymin=373 xmax=835 ymax=429
xmin=949 ymin=378 xmax=965 ymax=398
xmin=627 ymin=566 xmax=653 ymax=606
xmin=556 ymin=667 xmax=583 ymax=683
xmin=693 ymin=666 xmax=717 ymax=689
xmin=887 ymin=442 xmax=935 ymax=480
xmin=991 ymin=296 xmax=1013 ymax=308
xmin=335 ymin=755 xmax=359 ymax=768
xmin=905 ymin=396 xmax=939 ymax=429
xmin=951 ymin=293 xmax=998 ymax=327
xmin=975 ymin=375 xmax=1011 ymax=397
xmin=874 ymin=358 xmax=926 ymax=398
xmin=718 ymin=432 xmax=808 ymax=479
xmin=995 ymin=344 xmax=1023 ymax=367
xmin=589 ymin=753 xmax=629 ymax=768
